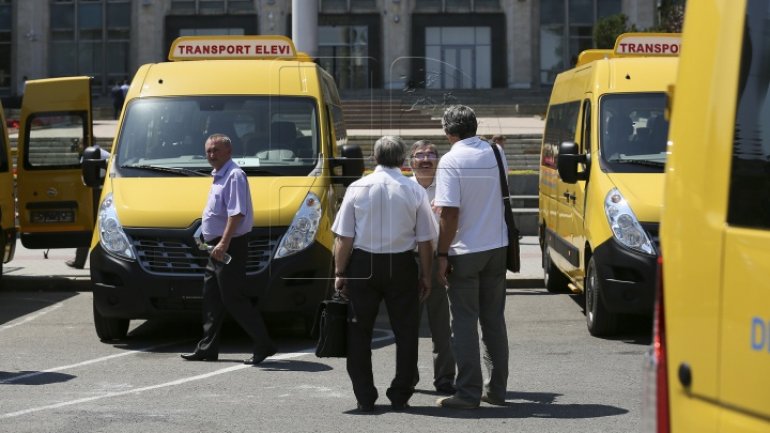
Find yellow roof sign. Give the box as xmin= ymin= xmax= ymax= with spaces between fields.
xmin=168 ymin=35 xmax=298 ymax=61
xmin=613 ymin=33 xmax=681 ymax=56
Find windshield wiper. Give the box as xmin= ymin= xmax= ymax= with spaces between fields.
xmin=120 ymin=164 xmax=210 ymax=177
xmin=241 ymin=167 xmax=281 ymax=176
xmin=610 ymin=159 xmax=665 ymax=168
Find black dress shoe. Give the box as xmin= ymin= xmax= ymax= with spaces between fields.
xmin=390 ymin=401 xmax=410 ymax=411
xmin=65 ymin=259 xmax=85 ymax=269
xmin=243 ymin=348 xmax=277 ymax=365
xmin=356 ymin=402 xmax=375 ymax=413
xmin=435 ymin=382 xmax=456 ymax=395
xmin=180 ymin=352 xmax=218 ymax=361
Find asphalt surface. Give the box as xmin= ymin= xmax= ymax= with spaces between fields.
xmin=0 ymin=237 xmax=654 ymax=433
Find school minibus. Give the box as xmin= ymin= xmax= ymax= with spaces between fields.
xmin=23 ymin=36 xmax=363 ymax=341
xmin=539 ymin=33 xmax=680 ymax=336
xmin=643 ymin=1 xmax=770 ymax=431
xmin=15 ymin=77 xmax=99 ymax=264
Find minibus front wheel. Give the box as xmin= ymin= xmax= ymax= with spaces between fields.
xmin=585 ymin=257 xmax=619 ymax=336
xmin=93 ymin=303 xmax=129 ymax=341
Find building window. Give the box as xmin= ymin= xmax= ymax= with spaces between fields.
xmin=0 ymin=0 xmax=10 ymax=96
xmin=318 ymin=25 xmax=370 ymax=89
xmin=425 ymin=26 xmax=491 ymax=89
xmin=49 ymin=0 xmax=130 ymax=96
xmin=170 ymin=0 xmax=255 ymax=14
xmin=320 ymin=0 xmax=376 ymax=13
xmin=539 ymin=0 xmax=621 ymax=84
xmin=414 ymin=0 xmax=501 ymax=12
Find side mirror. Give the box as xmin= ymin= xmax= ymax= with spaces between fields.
xmin=333 ymin=144 xmax=364 ymax=187
xmin=557 ymin=141 xmax=588 ymax=184
xmin=82 ymin=146 xmax=108 ymax=188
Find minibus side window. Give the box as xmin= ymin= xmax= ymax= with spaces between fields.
xmin=24 ymin=112 xmax=86 ymax=170
xmin=541 ymin=101 xmax=580 ymax=169
xmin=727 ymin=1 xmax=770 ymax=229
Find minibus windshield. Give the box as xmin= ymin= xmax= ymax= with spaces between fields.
xmin=600 ymin=93 xmax=669 ymax=173
xmin=115 ymin=96 xmax=320 ymax=177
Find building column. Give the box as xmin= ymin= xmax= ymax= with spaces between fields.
xmin=508 ymin=0 xmax=534 ymax=89
xmin=382 ymin=0 xmax=410 ymax=90
xmin=292 ymin=0 xmax=317 ymax=58
xmin=134 ymin=0 xmax=167 ymax=73
xmin=260 ymin=0 xmax=288 ymax=37
xmin=14 ymin=0 xmax=48 ymax=93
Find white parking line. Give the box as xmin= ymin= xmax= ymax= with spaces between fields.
xmin=0 ymin=340 xmax=190 ymax=385
xmin=0 ymin=329 xmax=395 ymax=419
xmin=0 ymin=304 xmax=62 ymax=332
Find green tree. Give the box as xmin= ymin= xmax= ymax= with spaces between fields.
xmin=594 ymin=1 xmax=686 ymax=49
xmin=593 ymin=14 xmax=637 ymax=49
xmin=657 ymin=0 xmax=686 ymax=33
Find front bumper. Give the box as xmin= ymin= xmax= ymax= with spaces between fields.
xmin=91 ymin=228 xmax=332 ymax=320
xmin=592 ymin=238 xmax=657 ymax=315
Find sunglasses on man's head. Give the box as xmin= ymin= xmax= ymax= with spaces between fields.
xmin=412 ymin=152 xmax=438 ymax=160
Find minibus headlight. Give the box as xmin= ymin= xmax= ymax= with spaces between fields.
xmin=97 ymin=192 xmax=135 ymax=260
xmin=274 ymin=192 xmax=322 ymax=259
xmin=604 ymin=188 xmax=654 ymax=255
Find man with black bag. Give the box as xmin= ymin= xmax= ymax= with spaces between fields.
xmin=331 ymin=135 xmax=435 ymax=413
xmin=434 ymin=105 xmax=511 ymax=409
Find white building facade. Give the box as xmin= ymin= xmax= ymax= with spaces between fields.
xmin=5 ymin=0 xmax=657 ymax=98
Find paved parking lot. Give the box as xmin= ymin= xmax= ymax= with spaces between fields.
xmin=0 ymin=238 xmax=651 ymax=433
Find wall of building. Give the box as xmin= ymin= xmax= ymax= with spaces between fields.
xmin=9 ymin=0 xmax=660 ymax=97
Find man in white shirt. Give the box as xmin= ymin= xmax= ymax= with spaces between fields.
xmin=331 ymin=135 xmax=435 ymax=412
xmin=408 ymin=140 xmax=456 ymax=395
xmin=434 ymin=105 xmax=509 ymax=409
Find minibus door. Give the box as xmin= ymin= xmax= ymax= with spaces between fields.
xmin=719 ymin=226 xmax=770 ymax=421
xmin=16 ymin=77 xmax=96 ymax=251
xmin=566 ymin=97 xmax=591 ymax=283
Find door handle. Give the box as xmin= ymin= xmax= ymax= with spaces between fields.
xmin=563 ymin=192 xmax=571 ymax=201
xmin=563 ymin=192 xmax=576 ymax=202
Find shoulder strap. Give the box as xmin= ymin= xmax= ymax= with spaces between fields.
xmin=489 ymin=142 xmax=518 ymax=232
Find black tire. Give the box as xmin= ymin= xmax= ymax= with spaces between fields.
xmin=585 ymin=256 xmax=620 ymax=336
xmin=93 ymin=302 xmax=129 ymax=341
xmin=543 ymin=238 xmax=569 ymax=293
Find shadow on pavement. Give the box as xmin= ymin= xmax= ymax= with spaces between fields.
xmin=0 ymin=274 xmax=91 ymax=293
xmin=0 ymin=371 xmax=76 ymax=385
xmin=404 ymin=400 xmax=629 ymax=419
xmin=0 ymin=289 xmax=79 ymax=327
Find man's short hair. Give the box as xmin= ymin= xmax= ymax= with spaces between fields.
xmin=207 ymin=133 xmax=232 ymax=148
xmin=442 ymin=105 xmax=478 ymax=139
xmin=373 ymin=135 xmax=406 ymax=168
xmin=410 ymin=139 xmax=439 ymax=157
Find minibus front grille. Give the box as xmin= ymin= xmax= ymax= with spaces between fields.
xmin=130 ymin=234 xmax=280 ymax=276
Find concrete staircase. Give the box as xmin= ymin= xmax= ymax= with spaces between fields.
xmin=340 ymin=89 xmax=547 ymax=172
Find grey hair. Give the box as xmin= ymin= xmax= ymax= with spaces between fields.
xmin=206 ymin=133 xmax=232 ymax=149
xmin=373 ymin=135 xmax=407 ymax=168
xmin=410 ymin=139 xmax=439 ymax=157
xmin=441 ymin=105 xmax=478 ymax=139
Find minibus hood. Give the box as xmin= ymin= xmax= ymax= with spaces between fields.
xmin=107 ymin=176 xmax=317 ymax=228
xmin=605 ymin=173 xmax=664 ymax=223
